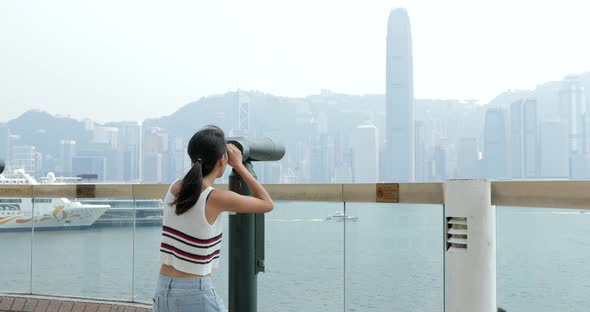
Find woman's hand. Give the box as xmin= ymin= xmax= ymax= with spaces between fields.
xmin=226 ymin=143 xmax=244 ymax=168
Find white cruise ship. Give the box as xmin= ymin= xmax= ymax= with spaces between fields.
xmin=0 ymin=169 xmax=109 ymax=230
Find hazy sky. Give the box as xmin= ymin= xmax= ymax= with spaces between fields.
xmin=1 ymin=0 xmax=589 ymax=122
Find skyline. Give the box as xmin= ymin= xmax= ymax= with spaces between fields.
xmin=3 ymin=83 xmax=588 ymax=183
xmin=2 ymin=1 xmax=590 ymax=122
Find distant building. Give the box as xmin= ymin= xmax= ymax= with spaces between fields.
xmin=166 ymin=136 xmax=186 ymax=183
xmin=510 ymin=98 xmax=539 ymax=179
xmin=111 ymin=122 xmax=141 ymax=182
xmin=142 ymin=127 xmax=167 ymax=183
xmin=539 ymin=121 xmax=569 ymax=178
xmin=310 ymin=134 xmax=330 ymax=183
xmin=10 ymin=145 xmax=42 ymax=177
xmin=281 ymin=167 xmax=299 ymax=184
xmin=414 ymin=121 xmax=426 ymax=181
xmin=351 ymin=124 xmax=378 ymax=183
xmin=584 ymin=114 xmax=590 ymax=155
xmin=483 ymin=109 xmax=508 ymax=179
xmin=93 ymin=126 xmax=119 ymax=149
xmin=559 ymin=75 xmax=586 ymax=155
xmin=143 ymin=153 xmax=163 ymax=184
xmin=457 ymin=138 xmax=480 ymax=179
xmin=433 ymin=144 xmax=447 ymax=181
xmin=0 ymin=125 xmax=9 ymax=161
xmin=234 ymin=91 xmax=250 ymax=137
xmin=570 ymin=154 xmax=590 ymax=180
xmin=73 ymin=156 xmax=106 ymax=181
xmin=77 ymin=144 xmax=120 ymax=182
xmin=263 ymin=162 xmax=282 ymax=184
xmin=59 ymin=140 xmax=76 ymax=176
xmin=333 ymin=164 xmax=353 ymax=183
xmin=535 ymin=81 xmax=561 ymax=123
xmin=385 ymin=8 xmax=414 ymax=182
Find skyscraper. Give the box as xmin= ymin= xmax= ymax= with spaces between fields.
xmin=483 ymin=109 xmax=508 ymax=179
xmin=142 ymin=127 xmax=167 ymax=183
xmin=229 ymin=91 xmax=251 ymax=138
xmin=166 ymin=136 xmax=186 ymax=183
xmin=559 ymin=75 xmax=586 ymax=155
xmin=352 ymin=124 xmax=379 ymax=183
xmin=510 ymin=98 xmax=539 ymax=179
xmin=414 ymin=121 xmax=426 ymax=181
xmin=112 ymin=122 xmax=141 ymax=182
xmin=59 ymin=140 xmax=76 ymax=176
xmin=457 ymin=137 xmax=480 ymax=179
xmin=433 ymin=144 xmax=447 ymax=181
xmin=72 ymin=156 xmax=106 ymax=181
xmin=310 ymin=134 xmax=330 ymax=183
xmin=385 ymin=8 xmax=414 ymax=182
xmin=0 ymin=125 xmax=9 ymax=161
xmin=539 ymin=121 xmax=569 ymax=178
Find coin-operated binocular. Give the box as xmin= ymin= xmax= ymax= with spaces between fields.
xmin=225 ymin=137 xmax=285 ymax=312
xmin=226 ymin=137 xmax=285 ymax=162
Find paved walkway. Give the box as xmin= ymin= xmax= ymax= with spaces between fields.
xmin=0 ymin=295 xmax=151 ymax=312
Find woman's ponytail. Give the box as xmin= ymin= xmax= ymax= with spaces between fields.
xmin=172 ymin=159 xmax=203 ymax=215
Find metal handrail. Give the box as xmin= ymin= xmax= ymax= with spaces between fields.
xmin=0 ymin=181 xmax=589 ymax=209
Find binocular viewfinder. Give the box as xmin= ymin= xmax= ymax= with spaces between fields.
xmin=226 ymin=137 xmax=285 ymax=162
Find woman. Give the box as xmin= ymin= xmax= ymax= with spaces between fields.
xmin=153 ymin=125 xmax=273 ymax=312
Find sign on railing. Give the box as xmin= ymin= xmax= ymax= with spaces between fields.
xmin=376 ymin=183 xmax=399 ymax=203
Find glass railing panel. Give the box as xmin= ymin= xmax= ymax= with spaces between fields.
xmin=133 ymin=198 xmax=164 ymax=303
xmin=497 ymin=206 xmax=590 ymax=312
xmin=259 ymin=201 xmax=345 ymax=312
xmin=30 ymin=197 xmax=134 ymax=301
xmin=0 ymin=197 xmax=33 ymax=293
xmin=344 ymin=203 xmax=444 ymax=312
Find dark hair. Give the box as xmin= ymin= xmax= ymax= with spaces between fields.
xmin=173 ymin=125 xmax=226 ymax=215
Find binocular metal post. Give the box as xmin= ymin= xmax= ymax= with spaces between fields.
xmin=228 ymin=161 xmax=265 ymax=312
xmin=226 ymin=137 xmax=284 ymax=312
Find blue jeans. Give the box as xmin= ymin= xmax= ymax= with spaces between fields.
xmin=153 ymin=275 xmax=225 ymax=312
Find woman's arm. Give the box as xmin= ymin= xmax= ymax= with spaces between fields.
xmin=209 ymin=144 xmax=274 ymax=214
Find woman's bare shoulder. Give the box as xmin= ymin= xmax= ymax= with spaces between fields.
xmin=171 ymin=179 xmax=183 ymax=197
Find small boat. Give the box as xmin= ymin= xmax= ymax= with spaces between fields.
xmin=325 ymin=211 xmax=359 ymax=222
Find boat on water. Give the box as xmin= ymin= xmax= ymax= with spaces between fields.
xmin=0 ymin=169 xmax=110 ymax=230
xmin=325 ymin=211 xmax=359 ymax=222
xmin=40 ymin=172 xmax=164 ymax=225
xmin=80 ymin=198 xmax=164 ymax=226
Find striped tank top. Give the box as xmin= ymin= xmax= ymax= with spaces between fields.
xmin=159 ymin=184 xmax=223 ymax=276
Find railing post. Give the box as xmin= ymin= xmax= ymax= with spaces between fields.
xmin=444 ymin=180 xmax=496 ymax=312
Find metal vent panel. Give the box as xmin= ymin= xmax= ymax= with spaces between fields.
xmin=447 ymin=217 xmax=468 ymax=252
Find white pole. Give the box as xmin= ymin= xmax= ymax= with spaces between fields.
xmin=444 ymin=180 xmax=496 ymax=312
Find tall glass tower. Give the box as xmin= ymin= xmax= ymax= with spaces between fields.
xmin=385 ymin=8 xmax=414 ymax=182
